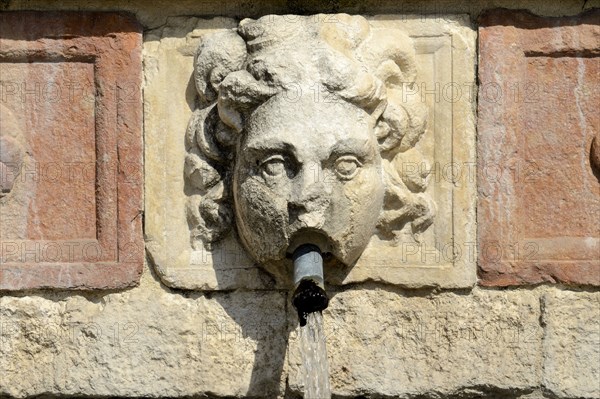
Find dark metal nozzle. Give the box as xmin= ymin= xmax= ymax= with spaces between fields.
xmin=291 ymin=244 xmax=329 ymax=326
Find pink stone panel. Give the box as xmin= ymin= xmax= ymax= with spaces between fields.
xmin=0 ymin=12 xmax=143 ymax=290
xmin=478 ymin=9 xmax=600 ymax=286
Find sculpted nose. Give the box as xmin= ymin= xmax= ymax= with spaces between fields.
xmin=288 ymin=164 xmax=331 ymax=227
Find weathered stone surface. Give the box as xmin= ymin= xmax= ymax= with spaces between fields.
xmin=0 ymin=3 xmax=597 ymax=399
xmin=542 ymin=290 xmax=600 ymax=398
xmin=145 ymin=15 xmax=477 ymax=291
xmin=287 ymin=287 xmax=543 ymax=397
xmin=143 ymin=16 xmax=275 ymax=291
xmin=0 ymin=12 xmax=144 ymax=290
xmin=0 ymin=264 xmax=561 ymax=399
xmin=0 ymin=263 xmax=288 ymax=398
xmin=478 ymin=10 xmax=600 ymax=287
xmin=1 ymin=0 xmax=595 ymax=31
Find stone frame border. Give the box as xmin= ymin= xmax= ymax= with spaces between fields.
xmin=0 ymin=12 xmax=144 ymax=290
xmin=477 ymin=9 xmax=600 ymax=287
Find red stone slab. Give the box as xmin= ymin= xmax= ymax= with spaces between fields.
xmin=478 ymin=9 xmax=600 ymax=286
xmin=0 ymin=12 xmax=143 ymax=290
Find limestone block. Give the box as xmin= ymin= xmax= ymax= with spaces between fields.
xmin=145 ymin=14 xmax=477 ymax=291
xmin=478 ymin=9 xmax=600 ymax=286
xmin=287 ymin=288 xmax=543 ymax=397
xmin=0 ymin=264 xmax=288 ymax=397
xmin=542 ymin=290 xmax=600 ymax=398
xmin=0 ymin=12 xmax=144 ymax=290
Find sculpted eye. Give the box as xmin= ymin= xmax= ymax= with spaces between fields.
xmin=334 ymin=155 xmax=362 ymax=180
xmin=260 ymin=155 xmax=286 ymax=178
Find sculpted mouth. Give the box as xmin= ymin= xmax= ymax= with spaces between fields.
xmin=286 ymin=228 xmax=332 ymax=256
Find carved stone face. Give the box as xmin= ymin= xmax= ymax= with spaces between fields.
xmin=233 ymin=94 xmax=385 ymax=266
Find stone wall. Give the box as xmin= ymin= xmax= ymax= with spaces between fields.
xmin=1 ymin=1 xmax=599 ymax=398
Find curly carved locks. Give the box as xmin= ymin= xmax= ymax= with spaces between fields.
xmin=185 ymin=14 xmax=434 ymax=248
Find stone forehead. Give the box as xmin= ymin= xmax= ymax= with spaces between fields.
xmin=246 ymin=93 xmax=373 ymax=134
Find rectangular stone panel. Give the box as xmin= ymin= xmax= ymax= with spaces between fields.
xmin=145 ymin=15 xmax=477 ymax=290
xmin=0 ymin=12 xmax=144 ymax=290
xmin=1 ymin=62 xmax=96 ymax=241
xmin=478 ymin=10 xmax=600 ymax=286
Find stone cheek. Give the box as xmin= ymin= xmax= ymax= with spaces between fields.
xmin=0 ymin=12 xmax=144 ymax=290
xmin=477 ymin=9 xmax=600 ymax=287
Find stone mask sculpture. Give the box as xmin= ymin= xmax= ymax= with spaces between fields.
xmin=185 ymin=14 xmax=434 ymax=282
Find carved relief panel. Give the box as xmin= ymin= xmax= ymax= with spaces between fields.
xmin=145 ymin=14 xmax=476 ymax=290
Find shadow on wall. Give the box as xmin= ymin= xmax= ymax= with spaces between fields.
xmin=143 ymin=253 xmax=290 ymax=398
xmin=590 ymin=136 xmax=600 ymax=182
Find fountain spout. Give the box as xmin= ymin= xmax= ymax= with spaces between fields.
xmin=291 ymin=244 xmax=329 ymax=326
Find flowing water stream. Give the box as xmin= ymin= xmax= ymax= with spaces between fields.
xmin=299 ymin=311 xmax=331 ymax=399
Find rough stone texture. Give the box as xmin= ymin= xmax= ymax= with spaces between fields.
xmin=145 ymin=15 xmax=477 ymax=292
xmin=1 ymin=262 xmax=561 ymax=399
xmin=542 ymin=290 xmax=600 ymax=398
xmin=143 ymin=16 xmax=274 ymax=291
xmin=4 ymin=274 xmax=599 ymax=399
xmin=0 ymin=2 xmax=598 ymax=399
xmin=0 ymin=262 xmax=288 ymax=398
xmin=0 ymin=12 xmax=144 ymax=290
xmin=2 ymin=0 xmax=598 ymax=30
xmin=477 ymin=9 xmax=600 ymax=287
xmin=287 ymin=287 xmax=543 ymax=398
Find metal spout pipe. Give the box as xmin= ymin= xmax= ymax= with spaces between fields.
xmin=291 ymin=244 xmax=329 ymax=326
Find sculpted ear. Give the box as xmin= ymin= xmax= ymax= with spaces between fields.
xmin=194 ymin=29 xmax=247 ymax=103
xmin=357 ymin=28 xmax=427 ymax=154
xmin=360 ymin=28 xmax=417 ymax=85
xmin=375 ymin=89 xmax=428 ymax=153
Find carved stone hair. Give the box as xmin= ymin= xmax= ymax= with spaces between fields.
xmin=185 ymin=14 xmax=434 ymax=248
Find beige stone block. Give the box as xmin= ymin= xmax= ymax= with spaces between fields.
xmin=542 ymin=290 xmax=600 ymax=398
xmin=345 ymin=14 xmax=477 ymax=289
xmin=0 ymin=264 xmax=288 ymax=397
xmin=287 ymin=287 xmax=543 ymax=397
xmin=1 ymin=1 xmax=596 ymax=31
